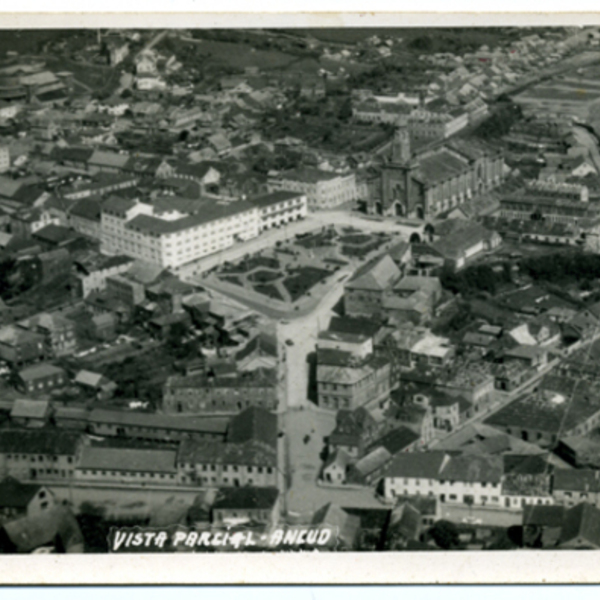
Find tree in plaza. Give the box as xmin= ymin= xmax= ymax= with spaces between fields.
xmin=429 ymin=519 xmax=460 ymax=550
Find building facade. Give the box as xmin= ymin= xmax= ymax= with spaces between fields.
xmin=268 ymin=167 xmax=358 ymax=211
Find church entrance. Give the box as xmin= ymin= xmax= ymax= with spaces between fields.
xmin=424 ymin=223 xmax=435 ymax=242
xmin=394 ymin=202 xmax=404 ymax=217
xmin=375 ymin=201 xmax=383 ymax=216
xmin=416 ymin=206 xmax=425 ymax=220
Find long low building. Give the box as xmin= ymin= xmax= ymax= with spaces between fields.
xmin=75 ymin=446 xmax=179 ymax=485
xmin=87 ymin=408 xmax=229 ymax=442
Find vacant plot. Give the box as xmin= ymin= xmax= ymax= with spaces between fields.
xmin=283 ymin=267 xmax=329 ymax=302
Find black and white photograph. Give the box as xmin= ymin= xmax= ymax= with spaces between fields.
xmin=0 ymin=13 xmax=600 ymax=581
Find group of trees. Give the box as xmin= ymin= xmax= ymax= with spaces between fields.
xmin=521 ymin=252 xmax=600 ymax=284
xmin=440 ymin=263 xmax=512 ymax=297
xmin=475 ymin=99 xmax=523 ymax=140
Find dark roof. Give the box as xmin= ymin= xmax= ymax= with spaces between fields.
xmin=522 ymin=504 xmax=566 ymax=528
xmin=212 ymin=486 xmax=279 ymax=510
xmin=553 ymin=469 xmax=600 ymax=493
xmin=177 ymin=439 xmax=276 ymax=468
xmin=441 ymin=454 xmax=503 ymax=484
xmin=0 ymin=429 xmax=82 ymax=455
xmin=249 ymin=190 xmax=303 ymax=208
xmin=33 ymin=224 xmax=79 ymax=245
xmin=0 ymin=477 xmax=42 ymax=509
xmin=126 ymin=199 xmax=257 ymax=236
xmin=274 ymin=167 xmax=342 ymax=183
xmin=226 ymin=406 xmax=277 ymax=449
xmin=78 ymin=446 xmax=177 ymax=474
xmin=369 ymin=426 xmax=420 ymax=455
xmin=69 ymin=197 xmax=102 ymax=222
xmin=328 ymin=315 xmax=384 ymax=339
xmin=89 ymin=409 xmax=229 ymax=435
xmin=384 ymin=451 xmax=447 ymax=479
xmin=485 ymin=376 xmax=600 ymax=435
xmin=559 ymin=502 xmax=600 ymax=548
xmin=503 ymin=453 xmax=550 ymax=476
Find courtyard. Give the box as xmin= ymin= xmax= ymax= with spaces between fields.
xmin=201 ymin=225 xmax=402 ymax=317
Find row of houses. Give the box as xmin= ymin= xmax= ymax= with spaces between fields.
xmin=0 ymin=406 xmax=278 ymax=490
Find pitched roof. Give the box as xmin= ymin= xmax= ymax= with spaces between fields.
xmin=249 ymin=191 xmax=304 ymax=208
xmin=441 ymin=453 xmax=503 ymax=484
xmin=18 ymin=363 xmax=64 ymax=381
xmin=384 ymin=451 xmax=448 ymax=479
xmin=3 ymin=505 xmax=83 ymax=553
xmin=369 ymin=426 xmax=420 ymax=455
xmin=522 ymin=504 xmax=566 ymax=528
xmin=346 ymin=254 xmax=401 ymax=291
xmin=0 ymin=429 xmax=81 ymax=455
xmin=88 ymin=408 xmax=229 ymax=435
xmin=10 ymin=399 xmax=51 ymax=420
xmin=74 ymin=370 xmax=112 ymax=388
xmin=226 ymin=406 xmax=277 ymax=448
xmin=0 ymin=477 xmax=42 ymax=509
xmin=88 ymin=150 xmax=130 ymax=169
xmin=69 ymin=197 xmax=102 ymax=222
xmin=312 ymin=503 xmax=360 ymax=547
xmin=274 ymin=166 xmax=342 ymax=183
xmin=177 ymin=439 xmax=276 ymax=468
xmin=559 ymin=502 xmax=600 ymax=548
xmin=553 ymin=469 xmax=600 ymax=493
xmin=77 ymin=446 xmax=177 ymax=473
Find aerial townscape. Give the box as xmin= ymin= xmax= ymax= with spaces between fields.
xmin=4 ymin=26 xmax=600 ymax=554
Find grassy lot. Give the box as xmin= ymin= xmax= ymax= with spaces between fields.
xmin=174 ymin=38 xmax=298 ymax=71
xmin=338 ymin=233 xmax=372 ymax=245
xmin=247 ymin=269 xmax=281 ymax=284
xmin=283 ymin=267 xmax=329 ymax=302
xmin=221 ymin=275 xmax=243 ymax=287
xmin=254 ymin=284 xmax=285 ymax=302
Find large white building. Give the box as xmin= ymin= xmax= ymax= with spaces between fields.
xmin=268 ymin=167 xmax=357 ymax=211
xmin=101 ymin=196 xmax=263 ymax=270
xmin=383 ymin=451 xmax=554 ymax=511
xmin=249 ymin=190 xmax=307 ymax=232
xmin=99 ymin=192 xmax=306 ymax=270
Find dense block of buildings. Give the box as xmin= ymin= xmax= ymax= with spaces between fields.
xmin=485 ymin=376 xmax=600 ymax=446
xmin=163 ymin=369 xmax=278 ymax=415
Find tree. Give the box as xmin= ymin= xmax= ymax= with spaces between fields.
xmin=429 ymin=520 xmax=460 ymax=550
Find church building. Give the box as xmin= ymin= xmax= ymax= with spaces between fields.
xmin=369 ymin=128 xmax=505 ymax=221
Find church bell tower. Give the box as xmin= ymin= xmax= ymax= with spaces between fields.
xmin=391 ymin=127 xmax=411 ymax=164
